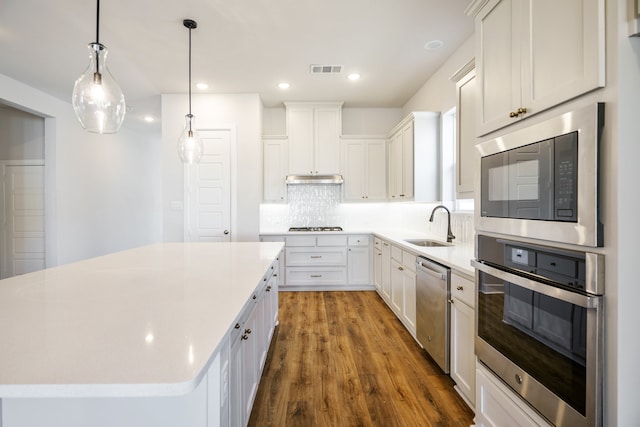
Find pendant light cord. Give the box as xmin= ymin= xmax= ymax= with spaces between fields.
xmin=96 ymin=0 xmax=100 ymax=44
xmin=188 ymin=26 xmax=192 ymax=119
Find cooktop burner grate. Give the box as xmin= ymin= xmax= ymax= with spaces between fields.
xmin=288 ymin=226 xmax=343 ymax=232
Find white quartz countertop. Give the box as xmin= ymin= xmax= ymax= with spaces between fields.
xmin=0 ymin=242 xmax=284 ymax=398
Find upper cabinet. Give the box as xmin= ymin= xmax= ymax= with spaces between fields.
xmin=286 ymin=102 xmax=343 ymax=175
xmin=341 ymin=138 xmax=387 ymax=201
xmin=450 ymin=60 xmax=477 ymax=200
xmin=263 ymin=136 xmax=288 ymax=203
xmin=472 ymin=0 xmax=605 ymax=136
xmin=388 ymin=112 xmax=441 ymax=202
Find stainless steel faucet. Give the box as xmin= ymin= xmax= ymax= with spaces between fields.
xmin=429 ymin=205 xmax=455 ymax=243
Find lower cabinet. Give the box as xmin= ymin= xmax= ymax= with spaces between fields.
xmin=389 ymin=244 xmax=417 ymax=337
xmin=373 ymin=238 xmax=382 ymax=293
xmin=450 ymin=272 xmax=476 ymax=410
xmin=260 ymin=233 xmax=373 ymax=290
xmin=476 ymin=362 xmax=552 ymax=427
xmin=380 ymin=240 xmax=392 ymax=302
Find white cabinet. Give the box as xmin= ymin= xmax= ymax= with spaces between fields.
xmin=380 ymin=240 xmax=392 ymax=303
xmin=263 ymin=137 xmax=288 ymax=202
xmin=473 ymin=0 xmax=605 ymax=136
xmin=373 ymin=238 xmax=382 ymax=293
xmin=390 ymin=245 xmax=417 ymax=336
xmin=286 ymin=102 xmax=343 ymax=175
xmin=450 ymin=60 xmax=477 ymax=199
xmin=387 ymin=112 xmax=441 ymax=201
xmin=229 ymin=261 xmax=279 ymax=427
xmin=342 ymin=138 xmax=387 ymax=201
xmin=261 ymin=233 xmax=374 ymax=290
xmin=347 ymin=235 xmax=371 ymax=285
xmin=449 ymin=274 xmax=475 ymax=409
xmin=476 ymin=362 xmax=552 ymax=427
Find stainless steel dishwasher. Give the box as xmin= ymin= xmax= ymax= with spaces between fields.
xmin=416 ymin=256 xmax=451 ymax=373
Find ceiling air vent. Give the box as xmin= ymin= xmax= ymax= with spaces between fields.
xmin=310 ymin=64 xmax=343 ymax=75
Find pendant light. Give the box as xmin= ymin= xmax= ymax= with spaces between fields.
xmin=177 ymin=19 xmax=204 ymax=165
xmin=72 ymin=0 xmax=126 ymax=133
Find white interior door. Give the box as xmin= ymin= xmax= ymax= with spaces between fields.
xmin=1 ymin=164 xmax=45 ymax=278
xmin=185 ymin=130 xmax=231 ymax=242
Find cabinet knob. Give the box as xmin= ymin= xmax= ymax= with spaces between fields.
xmin=266 ymin=285 xmax=272 ymax=292
xmin=224 ymin=230 xmax=229 ymax=235
xmin=456 ymin=286 xmax=464 ymax=291
xmin=509 ymin=111 xmax=519 ymax=118
xmin=517 ymin=107 xmax=527 ymax=115
xmin=398 ymin=266 xmax=404 ymax=271
xmin=234 ymin=323 xmax=241 ymax=329
xmin=448 ymin=299 xmax=454 ymax=304
xmin=252 ymin=294 xmax=257 ymax=300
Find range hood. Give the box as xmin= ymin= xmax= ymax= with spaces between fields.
xmin=285 ymin=174 xmax=344 ymax=185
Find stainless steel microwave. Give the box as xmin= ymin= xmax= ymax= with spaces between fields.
xmin=476 ymin=103 xmax=605 ymax=247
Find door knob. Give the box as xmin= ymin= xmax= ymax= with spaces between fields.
xmin=223 ymin=230 xmax=229 ymax=235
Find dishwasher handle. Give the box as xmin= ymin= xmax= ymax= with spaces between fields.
xmin=416 ymin=257 xmax=448 ymax=281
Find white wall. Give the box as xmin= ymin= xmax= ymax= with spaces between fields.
xmin=161 ymin=93 xmax=263 ymax=242
xmin=0 ymin=72 xmax=162 ymax=266
xmin=402 ymin=36 xmax=475 ymax=115
xmin=0 ymin=106 xmax=44 ymax=160
xmin=615 ymin=0 xmax=640 ymax=424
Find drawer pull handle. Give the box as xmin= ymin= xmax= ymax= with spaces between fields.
xmin=311 ymin=256 xmax=322 ymax=259
xmin=241 ymin=334 xmax=249 ymax=341
xmin=245 ymin=329 xmax=252 ymax=334
xmin=266 ymin=286 xmax=272 ymax=292
xmin=311 ymin=274 xmax=322 ymax=278
xmin=456 ymin=286 xmax=464 ymax=291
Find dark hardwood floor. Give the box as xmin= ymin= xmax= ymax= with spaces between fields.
xmin=248 ymin=291 xmax=475 ymax=427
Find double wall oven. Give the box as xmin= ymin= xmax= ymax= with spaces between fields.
xmin=474 ymin=104 xmax=605 ymax=427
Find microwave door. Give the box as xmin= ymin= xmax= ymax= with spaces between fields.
xmin=481 ymin=140 xmax=554 ymax=220
xmin=507 ymin=140 xmax=554 ymax=220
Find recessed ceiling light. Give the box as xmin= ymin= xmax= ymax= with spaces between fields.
xmin=347 ymin=73 xmax=361 ymax=81
xmin=424 ymin=40 xmax=444 ymax=50
xmin=195 ymin=82 xmax=209 ymax=90
xmin=143 ymin=116 xmax=155 ymax=123
xmin=277 ymin=82 xmax=290 ymax=90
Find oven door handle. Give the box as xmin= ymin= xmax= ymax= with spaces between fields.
xmin=471 ymin=260 xmax=600 ymax=309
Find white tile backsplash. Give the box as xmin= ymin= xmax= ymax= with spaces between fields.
xmin=261 ymin=199 xmax=475 ymax=245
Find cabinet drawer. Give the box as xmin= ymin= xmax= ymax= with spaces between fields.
xmin=286 ymin=267 xmax=347 ymax=286
xmin=285 ymin=247 xmax=347 ymax=266
xmin=451 ymin=273 xmax=475 ymax=308
xmin=286 ymin=235 xmax=317 ymax=246
xmin=391 ymin=245 xmax=402 ymax=262
xmin=348 ymin=235 xmax=370 ymax=246
xmin=317 ymin=235 xmax=348 ymax=246
xmin=402 ymin=251 xmax=416 ymax=273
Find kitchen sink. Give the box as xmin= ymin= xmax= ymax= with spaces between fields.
xmin=404 ymin=239 xmax=452 ymax=247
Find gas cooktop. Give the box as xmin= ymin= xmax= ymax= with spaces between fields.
xmin=288 ymin=226 xmax=343 ymax=232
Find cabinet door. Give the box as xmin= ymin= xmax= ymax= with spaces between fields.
xmin=476 ymin=0 xmax=521 ymax=136
xmin=450 ymin=298 xmax=475 ymax=408
xmin=366 ymin=140 xmax=387 ymax=200
xmin=456 ymin=69 xmax=477 ymax=199
xmin=373 ymin=247 xmax=382 ymax=292
xmin=263 ymin=138 xmax=288 ymax=202
xmin=288 ymin=107 xmax=315 ymax=174
xmin=314 ymin=107 xmax=341 ymax=174
xmin=401 ymin=122 xmax=414 ymax=199
xmin=381 ymin=241 xmax=392 ymax=302
xmin=520 ymin=0 xmax=605 ymax=116
xmin=241 ymin=304 xmax=259 ymax=426
xmin=389 ymin=132 xmax=403 ymax=199
xmin=348 ymin=246 xmax=371 ymax=285
xmin=390 ymin=258 xmax=404 ymax=317
xmin=343 ymin=140 xmax=366 ymax=200
xmin=402 ymin=269 xmax=417 ymax=335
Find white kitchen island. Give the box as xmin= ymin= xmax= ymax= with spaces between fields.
xmin=0 ymin=242 xmax=284 ymax=427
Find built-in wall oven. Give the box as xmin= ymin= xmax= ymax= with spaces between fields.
xmin=476 ymin=103 xmax=604 ymax=247
xmin=472 ymin=235 xmax=604 ymax=426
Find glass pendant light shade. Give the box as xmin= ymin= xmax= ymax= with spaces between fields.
xmin=72 ymin=42 xmax=126 ymax=133
xmin=177 ymin=114 xmax=204 ymax=164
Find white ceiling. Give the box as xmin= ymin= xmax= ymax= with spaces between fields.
xmin=0 ymin=0 xmax=473 ymax=131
